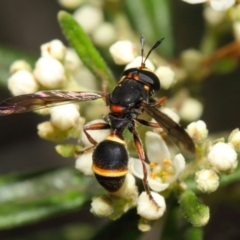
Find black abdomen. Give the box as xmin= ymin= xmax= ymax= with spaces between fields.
xmin=92 ymin=139 xmax=128 ymax=192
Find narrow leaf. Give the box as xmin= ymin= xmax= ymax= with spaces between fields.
xmin=58 ymin=11 xmax=115 ymax=89
xmin=0 ymin=167 xmax=101 ymax=229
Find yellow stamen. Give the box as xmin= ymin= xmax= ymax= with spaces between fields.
xmin=163 ymin=171 xmax=170 ymax=177
xmin=163 ymin=158 xmax=171 ymax=165
xmin=150 ymin=162 xmax=156 ymax=168
xmin=150 ymin=172 xmax=157 ymax=179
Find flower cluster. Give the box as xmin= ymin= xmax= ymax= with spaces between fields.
xmin=6 ymin=2 xmax=240 ymax=232
xmin=59 ymin=0 xmax=117 ymax=48
xmin=7 ymin=39 xmax=104 ymax=148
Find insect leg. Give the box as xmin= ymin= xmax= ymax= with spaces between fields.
xmin=128 ymin=125 xmax=160 ymax=208
xmin=135 ymin=118 xmax=160 ymax=128
xmin=150 ymin=96 xmax=167 ymax=108
xmin=76 ymin=122 xmax=111 ymax=156
xmin=83 ymin=122 xmax=111 ymax=145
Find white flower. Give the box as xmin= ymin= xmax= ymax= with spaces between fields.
xmin=130 ymin=131 xmax=186 ymax=192
xmin=75 ymin=151 xmax=94 ymax=176
xmin=111 ymin=173 xmax=138 ymax=201
xmin=179 ymin=97 xmax=203 ymax=122
xmin=73 ymin=66 xmax=97 ymax=90
xmin=8 ymin=70 xmax=38 ymax=96
xmin=229 ymin=128 xmax=240 ymax=152
xmin=109 ymin=40 xmax=136 ymax=65
xmin=73 ymin=5 xmax=103 ymax=34
xmin=50 ymin=104 xmax=80 ymax=130
xmin=33 ymin=57 xmax=66 ymax=89
xmin=195 ymin=169 xmax=219 ymax=193
xmin=91 ymin=174 xmax=138 ymax=220
xmin=207 ymin=142 xmax=238 ymax=173
xmin=65 ymin=48 xmax=83 ymax=71
xmin=155 ymin=66 xmax=176 ymax=90
xmin=125 ymin=56 xmax=155 ymax=71
xmin=92 ymin=22 xmax=117 ymax=47
xmin=10 ymin=60 xmax=32 ymax=73
xmin=58 ymin=0 xmax=84 ymax=9
xmin=182 ymin=0 xmax=235 ymax=11
xmin=37 ymin=121 xmax=68 ymax=142
xmin=41 ymin=39 xmax=66 ymax=61
xmin=91 ymin=195 xmax=114 ymax=217
xmin=137 ymin=191 xmax=166 ymax=220
xmin=160 ymin=107 xmax=180 ymax=124
xmin=203 ymin=6 xmax=225 ymax=25
xmin=186 ymin=120 xmax=208 ymax=144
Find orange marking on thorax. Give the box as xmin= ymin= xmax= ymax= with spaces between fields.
xmin=110 ymin=104 xmax=127 ymax=113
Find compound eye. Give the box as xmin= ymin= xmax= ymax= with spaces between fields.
xmin=139 ymin=70 xmax=160 ymax=92
xmin=122 ymin=68 xmax=161 ymax=93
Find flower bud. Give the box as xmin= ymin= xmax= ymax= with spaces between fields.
xmin=186 ymin=120 xmax=208 ymax=144
xmin=195 ymin=169 xmax=219 ymax=193
xmin=73 ymin=5 xmax=103 ymax=34
xmin=75 ymin=151 xmax=94 ymax=176
xmin=50 ymin=104 xmax=80 ymax=131
xmin=137 ymin=191 xmax=166 ymax=220
xmin=92 ymin=22 xmax=117 ymax=47
xmin=179 ymin=98 xmax=203 ymax=122
xmin=111 ymin=173 xmax=138 ymax=202
xmin=91 ymin=195 xmax=114 ymax=217
xmin=207 ymin=142 xmax=238 ymax=173
xmin=125 ymin=56 xmax=155 ymax=71
xmin=8 ymin=70 xmax=38 ymax=96
xmin=58 ymin=0 xmax=84 ymax=9
xmin=229 ymin=128 xmax=240 ymax=152
xmin=155 ymin=66 xmax=175 ymax=90
xmin=138 ymin=218 xmax=151 ymax=232
xmin=210 ymin=0 xmax=234 ymax=11
xmin=33 ymin=57 xmax=66 ymax=89
xmin=37 ymin=121 xmax=68 ymax=142
xmin=203 ymin=6 xmax=225 ymax=26
xmin=10 ymin=60 xmax=32 ymax=73
xmin=109 ymin=40 xmax=136 ymax=65
xmin=160 ymin=107 xmax=180 ymax=124
xmin=65 ymin=48 xmax=83 ymax=71
xmin=41 ymin=39 xmax=66 ymax=60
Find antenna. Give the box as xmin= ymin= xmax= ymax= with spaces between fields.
xmin=140 ymin=34 xmax=145 ymax=65
xmin=140 ymin=35 xmax=164 ymax=67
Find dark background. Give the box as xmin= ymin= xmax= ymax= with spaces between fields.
xmin=0 ymin=1 xmax=240 ymax=240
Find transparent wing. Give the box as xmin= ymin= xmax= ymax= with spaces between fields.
xmin=0 ymin=91 xmax=105 ymax=115
xmin=143 ymin=103 xmax=195 ymax=157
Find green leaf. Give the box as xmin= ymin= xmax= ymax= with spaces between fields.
xmin=0 ymin=45 xmax=36 ymax=88
xmin=179 ymin=190 xmax=209 ymax=227
xmin=0 ymin=167 xmax=101 ymax=229
xmin=185 ymin=227 xmax=203 ymax=240
xmin=124 ymin=0 xmax=174 ymax=58
xmin=58 ymin=11 xmax=116 ymax=89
